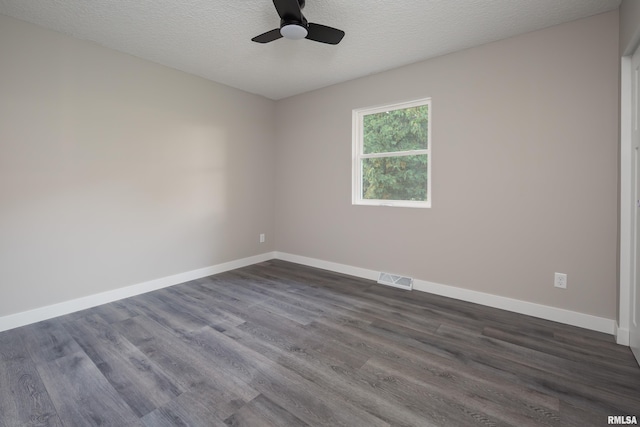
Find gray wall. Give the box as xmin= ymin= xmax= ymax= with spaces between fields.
xmin=0 ymin=15 xmax=276 ymax=317
xmin=274 ymin=11 xmax=619 ymax=319
xmin=0 ymin=10 xmax=622 ymax=322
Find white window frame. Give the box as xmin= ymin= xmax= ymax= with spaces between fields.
xmin=352 ymin=98 xmax=432 ymax=208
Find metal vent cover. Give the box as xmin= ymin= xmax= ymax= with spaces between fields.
xmin=377 ymin=272 xmax=413 ymax=290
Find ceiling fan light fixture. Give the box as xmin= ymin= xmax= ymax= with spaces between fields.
xmin=252 ymin=0 xmax=343 ymax=45
xmin=280 ymin=23 xmax=308 ymax=40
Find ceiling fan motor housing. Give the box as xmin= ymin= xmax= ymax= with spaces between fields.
xmin=280 ymin=22 xmax=308 ymax=39
xmin=280 ymin=15 xmax=308 ymax=39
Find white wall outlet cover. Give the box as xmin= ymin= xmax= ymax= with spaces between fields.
xmin=554 ymin=272 xmax=567 ymax=289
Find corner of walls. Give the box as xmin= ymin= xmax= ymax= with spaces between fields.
xmin=620 ymin=0 xmax=640 ymax=55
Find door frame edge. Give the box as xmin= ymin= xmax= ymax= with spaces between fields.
xmin=619 ymin=54 xmax=633 ymax=346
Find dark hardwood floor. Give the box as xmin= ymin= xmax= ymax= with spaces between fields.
xmin=1 ymin=260 xmax=639 ymax=426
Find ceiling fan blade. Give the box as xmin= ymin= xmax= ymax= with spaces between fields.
xmin=273 ymin=0 xmax=303 ymax=21
xmin=306 ymin=23 xmax=345 ymax=45
xmin=252 ymin=28 xmax=283 ymax=43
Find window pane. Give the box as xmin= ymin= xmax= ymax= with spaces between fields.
xmin=363 ymin=105 xmax=428 ymax=154
xmin=362 ymin=155 xmax=428 ymax=201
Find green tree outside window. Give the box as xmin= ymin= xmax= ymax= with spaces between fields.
xmin=359 ymin=104 xmax=429 ymax=203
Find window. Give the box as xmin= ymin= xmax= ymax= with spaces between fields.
xmin=352 ymin=98 xmax=431 ymax=208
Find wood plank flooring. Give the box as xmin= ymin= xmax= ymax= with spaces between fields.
xmin=1 ymin=260 xmax=639 ymax=426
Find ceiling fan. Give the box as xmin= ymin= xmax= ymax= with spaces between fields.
xmin=252 ymin=0 xmax=345 ymax=45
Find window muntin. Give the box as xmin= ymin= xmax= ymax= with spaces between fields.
xmin=352 ymin=98 xmax=431 ymax=208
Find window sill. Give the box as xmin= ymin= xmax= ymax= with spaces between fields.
xmin=353 ymin=200 xmax=431 ymax=209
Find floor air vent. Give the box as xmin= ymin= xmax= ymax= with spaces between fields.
xmin=377 ymin=273 xmax=413 ymax=290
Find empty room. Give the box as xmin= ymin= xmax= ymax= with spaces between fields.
xmin=1 ymin=0 xmax=639 ymax=426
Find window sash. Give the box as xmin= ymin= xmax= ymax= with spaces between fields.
xmin=352 ymin=98 xmax=431 ymax=208
xmin=359 ymin=149 xmax=428 ymax=159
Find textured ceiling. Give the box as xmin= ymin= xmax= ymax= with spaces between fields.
xmin=0 ymin=0 xmax=621 ymax=100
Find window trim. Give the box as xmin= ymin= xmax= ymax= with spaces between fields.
xmin=352 ymin=97 xmax=432 ymax=208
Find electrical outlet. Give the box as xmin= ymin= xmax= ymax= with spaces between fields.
xmin=259 ymin=233 xmax=265 ymax=243
xmin=554 ymin=272 xmax=567 ymax=289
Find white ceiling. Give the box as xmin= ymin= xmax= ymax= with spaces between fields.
xmin=0 ymin=0 xmax=620 ymax=100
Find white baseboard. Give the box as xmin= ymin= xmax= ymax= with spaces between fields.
xmin=411 ymin=278 xmax=614 ymax=335
xmin=615 ymin=323 xmax=631 ymax=345
xmin=0 ymin=252 xmax=277 ymax=332
xmin=0 ymin=250 xmax=618 ymax=339
xmin=274 ymin=252 xmax=616 ymax=336
xmin=275 ymin=252 xmax=380 ymax=281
